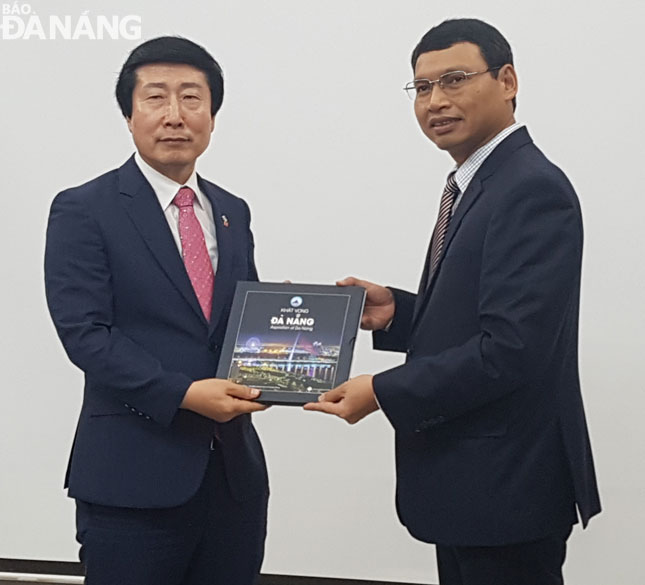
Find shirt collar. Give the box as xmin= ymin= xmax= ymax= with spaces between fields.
xmin=453 ymin=122 xmax=524 ymax=194
xmin=134 ymin=152 xmax=205 ymax=211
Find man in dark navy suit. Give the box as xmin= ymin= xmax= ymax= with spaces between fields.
xmin=45 ymin=37 xmax=269 ymax=585
xmin=306 ymin=19 xmax=601 ymax=585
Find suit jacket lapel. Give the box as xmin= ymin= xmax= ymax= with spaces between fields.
xmin=199 ymin=177 xmax=234 ymax=337
xmin=412 ymin=236 xmax=433 ymax=322
xmin=118 ymin=156 xmax=207 ymax=324
xmin=411 ymin=179 xmax=485 ymax=328
xmin=411 ymin=127 xmax=534 ymax=331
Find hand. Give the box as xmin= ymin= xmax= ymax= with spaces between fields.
xmin=303 ymin=374 xmax=379 ymax=424
xmin=337 ymin=277 xmax=395 ymax=331
xmin=180 ymin=378 xmax=268 ymax=423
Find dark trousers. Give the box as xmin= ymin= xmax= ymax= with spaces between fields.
xmin=75 ymin=443 xmax=268 ymax=585
xmin=436 ymin=527 xmax=572 ymax=585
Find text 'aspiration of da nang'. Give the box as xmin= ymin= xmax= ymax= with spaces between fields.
xmin=270 ymin=307 xmax=315 ymax=332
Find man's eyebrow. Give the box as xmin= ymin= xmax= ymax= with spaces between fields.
xmin=140 ymin=82 xmax=206 ymax=89
xmin=414 ymin=67 xmax=470 ymax=80
xmin=178 ymin=82 xmax=206 ymax=89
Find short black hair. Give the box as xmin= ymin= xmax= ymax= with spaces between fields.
xmin=411 ymin=18 xmax=516 ymax=110
xmin=116 ymin=36 xmax=224 ymax=118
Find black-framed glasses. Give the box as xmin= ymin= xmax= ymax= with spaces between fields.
xmin=403 ymin=67 xmax=501 ymax=100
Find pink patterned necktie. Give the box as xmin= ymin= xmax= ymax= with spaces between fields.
xmin=173 ymin=187 xmax=214 ymax=320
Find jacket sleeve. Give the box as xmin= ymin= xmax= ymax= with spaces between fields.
xmin=372 ymin=288 xmax=416 ymax=352
xmin=44 ymin=189 xmax=192 ymax=427
xmin=373 ymin=174 xmax=583 ymax=434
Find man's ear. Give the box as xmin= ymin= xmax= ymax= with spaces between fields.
xmin=499 ymin=64 xmax=518 ymax=102
xmin=126 ymin=117 xmax=133 ymax=134
xmin=210 ymin=116 xmax=216 ymax=133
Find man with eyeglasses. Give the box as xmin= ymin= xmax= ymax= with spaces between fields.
xmin=306 ymin=18 xmax=601 ymax=585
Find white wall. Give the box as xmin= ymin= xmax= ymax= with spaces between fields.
xmin=1 ymin=1 xmax=643 ymax=583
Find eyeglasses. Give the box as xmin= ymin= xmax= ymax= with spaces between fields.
xmin=403 ymin=67 xmax=501 ymax=100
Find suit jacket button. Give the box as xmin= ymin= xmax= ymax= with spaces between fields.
xmin=209 ymin=341 xmax=219 ymax=352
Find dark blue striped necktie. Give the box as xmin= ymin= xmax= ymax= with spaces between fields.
xmin=428 ymin=171 xmax=460 ymax=279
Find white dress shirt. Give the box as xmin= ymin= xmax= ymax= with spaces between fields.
xmin=134 ymin=153 xmax=219 ymax=274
